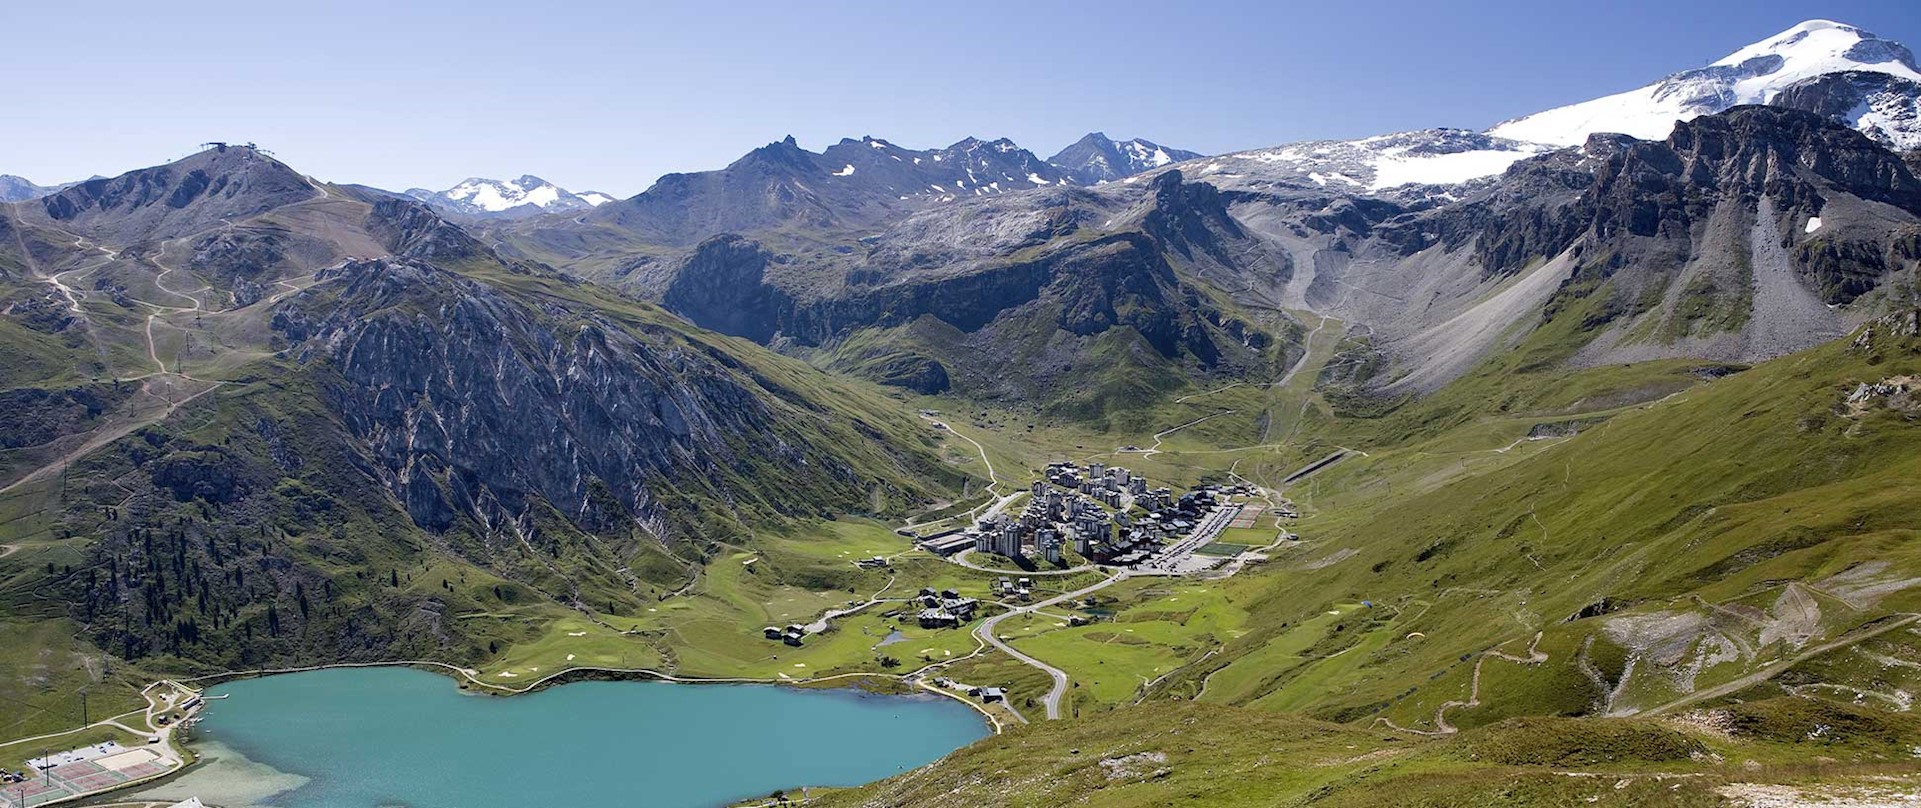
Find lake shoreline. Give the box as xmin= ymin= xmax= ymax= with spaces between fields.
xmin=141 ymin=667 xmax=991 ymax=808
xmin=172 ymin=657 xmax=1005 ymax=731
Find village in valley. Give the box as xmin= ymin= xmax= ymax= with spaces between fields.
xmin=913 ymin=459 xmax=1276 ymax=574
xmin=751 ymin=428 xmax=1302 ymax=722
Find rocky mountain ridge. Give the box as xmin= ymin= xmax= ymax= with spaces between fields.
xmin=1266 ymin=105 xmax=1921 ymax=394
xmin=0 ymin=174 xmax=79 ymax=202
xmin=551 ymin=134 xmax=1077 ymax=249
xmin=640 ymin=168 xmax=1293 ymax=416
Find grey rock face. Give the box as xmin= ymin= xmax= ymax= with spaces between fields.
xmin=646 ymin=171 xmax=1284 ymax=412
xmin=1339 ymin=106 xmax=1921 ymax=390
xmin=1517 ymin=106 xmax=1915 ymax=279
xmin=366 ymin=198 xmax=487 ymax=261
xmin=661 ymin=234 xmax=786 ymax=343
xmin=270 ymin=257 xmax=907 ymax=536
xmin=1770 ymin=71 xmax=1921 ymax=151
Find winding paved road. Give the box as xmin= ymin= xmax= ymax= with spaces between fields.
xmin=923 ymin=416 xmax=1025 ymax=523
xmin=974 ymin=570 xmax=1133 ymax=719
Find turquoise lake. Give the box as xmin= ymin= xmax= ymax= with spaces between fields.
xmin=145 ymin=667 xmax=989 ymax=808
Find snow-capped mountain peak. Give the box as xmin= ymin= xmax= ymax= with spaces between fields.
xmin=406 ymin=175 xmax=610 ymax=218
xmin=449 ymin=175 xmax=559 ymax=211
xmin=1490 ymin=20 xmax=1921 ymax=147
xmin=1711 ymin=20 xmax=1912 ymax=74
xmin=1047 ymin=133 xmax=1205 ymax=184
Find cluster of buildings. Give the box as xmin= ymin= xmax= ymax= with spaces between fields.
xmin=996 ymin=577 xmax=1034 ymax=599
xmin=949 ymin=461 xmax=1174 ymax=565
xmin=915 ymin=588 xmax=979 ymax=628
xmin=932 ymin=676 xmax=1005 ymax=703
xmin=969 ymin=461 xmax=1251 ymax=566
xmin=763 ymin=624 xmax=809 ymax=646
xmin=911 ymin=459 xmax=1260 ymax=570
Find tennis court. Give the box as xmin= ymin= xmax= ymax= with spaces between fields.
xmin=8 ymin=748 xmax=176 ymax=806
xmin=1226 ymin=506 xmax=1264 ymax=529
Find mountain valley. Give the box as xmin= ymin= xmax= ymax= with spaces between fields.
xmin=4 ymin=16 xmax=1921 ymax=808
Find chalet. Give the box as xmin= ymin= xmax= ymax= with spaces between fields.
xmin=942 ymin=597 xmax=978 ymax=618
xmin=918 ymin=609 xmax=961 ymax=628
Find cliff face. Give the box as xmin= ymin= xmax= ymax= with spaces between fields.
xmin=1770 ymin=70 xmax=1921 ymax=151
xmin=273 ymin=258 xmax=942 ymax=536
xmin=1275 ymin=106 xmax=1921 ymax=393
xmin=1484 ymin=106 xmax=1921 ymax=318
xmin=1376 ymin=107 xmax=1920 ymax=284
xmin=365 ymin=197 xmax=487 ymax=261
xmin=660 ymin=234 xmax=786 ymax=343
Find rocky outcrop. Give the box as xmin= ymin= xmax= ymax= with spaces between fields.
xmin=660 ymin=235 xmax=789 ymax=343
xmin=1388 ymin=107 xmax=1920 ymax=294
xmin=187 ymin=226 xmax=344 ymax=307
xmin=1140 ymin=171 xmax=1252 ymax=270
xmin=1771 ymin=70 xmax=1921 ymax=151
xmin=366 ymin=198 xmax=485 ymax=261
xmin=0 ymin=384 xmax=134 ymax=449
xmin=1185 ymin=106 xmax=1921 ymax=396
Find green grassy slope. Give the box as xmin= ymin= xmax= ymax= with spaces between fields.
xmin=1168 ymin=310 xmax=1921 ymax=727
xmin=813 ymin=697 xmax=1921 ymax=807
xmin=798 ymin=306 xmax=1921 ymax=805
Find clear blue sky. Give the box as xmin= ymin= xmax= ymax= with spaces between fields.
xmin=2 ymin=0 xmax=1916 ymax=196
